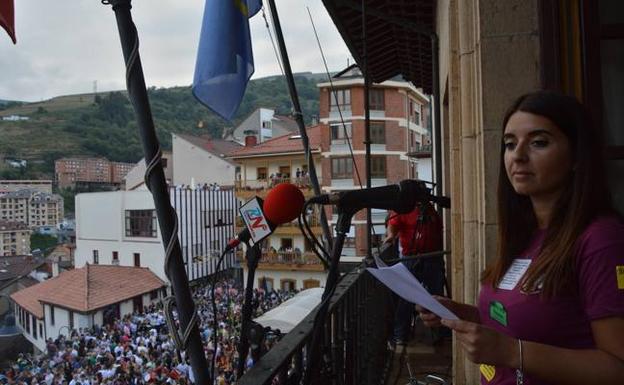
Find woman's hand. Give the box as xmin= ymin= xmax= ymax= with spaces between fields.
xmin=441 ymin=318 xmax=519 ymax=368
xmin=416 ymin=296 xmax=458 ymax=327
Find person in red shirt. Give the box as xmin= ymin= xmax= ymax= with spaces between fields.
xmin=384 ymin=200 xmax=446 ymax=345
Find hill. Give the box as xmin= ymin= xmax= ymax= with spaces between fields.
xmin=0 ymin=74 xmax=324 ymax=179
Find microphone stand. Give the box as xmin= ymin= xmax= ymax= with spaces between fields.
xmin=237 ymin=242 xmax=262 ymax=378
xmin=303 ymin=209 xmax=352 ymax=384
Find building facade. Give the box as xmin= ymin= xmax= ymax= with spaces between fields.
xmin=229 ymin=126 xmax=327 ymax=291
xmin=74 ymin=188 xmax=238 ymax=283
xmin=317 ymin=65 xmax=432 ymax=258
xmin=0 ymin=189 xmax=64 ymax=229
xmin=55 ymin=157 xmax=135 ymax=189
xmin=171 ymin=133 xmax=242 ymax=187
xmin=0 ymin=221 xmax=31 ymax=256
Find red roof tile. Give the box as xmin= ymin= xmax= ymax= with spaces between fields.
xmin=10 ymin=265 xmax=165 ymax=318
xmin=229 ymin=125 xmax=321 ymax=158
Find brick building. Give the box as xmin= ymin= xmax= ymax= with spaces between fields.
xmin=0 ymin=189 xmax=64 ymax=229
xmin=55 ymin=157 xmax=135 ymax=189
xmin=0 ymin=221 xmax=31 ymax=256
xmin=317 ymin=65 xmax=431 ymax=258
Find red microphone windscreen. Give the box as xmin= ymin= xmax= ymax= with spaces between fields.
xmin=263 ymin=183 xmax=305 ymax=225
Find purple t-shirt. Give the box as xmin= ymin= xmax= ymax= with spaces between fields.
xmin=478 ymin=216 xmax=624 ymax=385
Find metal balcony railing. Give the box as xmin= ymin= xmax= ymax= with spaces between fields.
xmin=235 ymin=176 xmax=314 ymax=192
xmin=259 ymin=251 xmax=322 ymax=265
xmin=238 ymin=266 xmax=393 ymax=385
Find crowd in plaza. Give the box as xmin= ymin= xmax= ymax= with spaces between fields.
xmin=1 ymin=277 xmax=297 ymax=385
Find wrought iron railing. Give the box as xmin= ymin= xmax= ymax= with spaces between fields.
xmin=238 ymin=265 xmax=393 ymax=385
xmin=235 ymin=176 xmax=314 ymax=191
xmin=259 ymin=251 xmax=322 ymax=265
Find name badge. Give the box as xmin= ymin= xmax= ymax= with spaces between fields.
xmin=498 ymin=259 xmax=531 ymax=290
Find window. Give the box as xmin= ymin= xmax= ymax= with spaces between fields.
xmin=257 ymin=167 xmax=267 ymax=180
xmin=150 ymin=290 xmax=159 ymax=300
xmin=92 ymin=250 xmax=99 ymax=264
xmin=112 ymin=251 xmax=119 ymax=262
xmin=68 ymin=311 xmax=74 ymax=331
xmin=32 ymin=316 xmax=37 ymax=339
xmin=39 ymin=323 xmax=43 ymax=339
xmin=409 ymin=100 xmax=422 ymax=125
xmin=280 ymin=279 xmax=296 ymax=291
xmin=331 ymin=157 xmax=353 ymax=179
xmin=369 ymin=89 xmax=385 ymax=110
xmin=329 ymin=88 xmax=351 ymax=111
xmin=330 ymin=123 xmax=352 ymax=143
xmin=26 ymin=313 xmax=30 ymax=333
xmin=371 ymin=156 xmax=387 ymax=178
xmin=262 ymin=120 xmax=272 ymax=129
xmin=258 ymin=277 xmax=274 ymax=291
xmin=50 ymin=305 xmax=55 ymax=326
xmin=125 ymin=210 xmax=157 ymax=237
xmin=278 ymin=166 xmax=290 ymax=178
xmin=134 ymin=253 xmax=141 ymax=267
xmin=370 ymin=122 xmax=386 ymax=144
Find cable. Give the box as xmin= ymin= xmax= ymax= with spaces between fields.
xmin=261 ymin=5 xmax=285 ymax=77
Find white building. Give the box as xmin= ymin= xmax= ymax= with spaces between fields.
xmin=172 ymin=133 xmax=242 ymax=187
xmin=74 ymin=187 xmax=238 ymax=283
xmin=226 ymin=108 xmax=298 ymax=145
xmin=10 ymin=264 xmax=165 ymax=352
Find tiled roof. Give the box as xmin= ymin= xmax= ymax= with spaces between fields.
xmin=10 ymin=264 xmax=165 ymax=318
xmin=176 ymin=134 xmax=242 ymax=162
xmin=229 ymin=125 xmax=321 ymax=158
xmin=0 ymin=256 xmax=44 ymax=284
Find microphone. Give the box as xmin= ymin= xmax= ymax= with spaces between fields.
xmin=307 ymin=179 xmax=450 ymax=214
xmin=225 ymin=183 xmax=305 ymax=251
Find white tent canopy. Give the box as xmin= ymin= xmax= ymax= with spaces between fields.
xmin=254 ymin=288 xmax=323 ymax=333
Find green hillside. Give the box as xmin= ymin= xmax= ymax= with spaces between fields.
xmin=0 ymin=73 xmax=323 ymax=179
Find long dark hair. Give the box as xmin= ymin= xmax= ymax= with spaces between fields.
xmin=482 ymin=90 xmax=613 ymax=297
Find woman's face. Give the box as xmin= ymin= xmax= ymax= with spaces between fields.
xmin=503 ymin=111 xmax=573 ymax=199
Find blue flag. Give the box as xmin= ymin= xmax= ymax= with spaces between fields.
xmin=192 ymin=0 xmax=262 ymax=121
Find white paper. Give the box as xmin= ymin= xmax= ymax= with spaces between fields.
xmin=367 ymin=263 xmax=458 ymax=320
xmin=497 ymin=258 xmax=531 ymax=290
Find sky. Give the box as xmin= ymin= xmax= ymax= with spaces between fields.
xmin=0 ymin=0 xmax=352 ymax=102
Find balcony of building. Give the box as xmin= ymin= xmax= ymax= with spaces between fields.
xmin=234 ymin=176 xmax=317 ymax=200
xmin=237 ymin=248 xmax=325 ymax=272
xmin=406 ymin=144 xmax=433 ymax=158
xmin=237 ymin=265 xmax=452 ymax=385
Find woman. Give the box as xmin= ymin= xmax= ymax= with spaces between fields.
xmin=419 ymin=91 xmax=624 ymax=384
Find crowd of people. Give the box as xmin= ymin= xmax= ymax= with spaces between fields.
xmin=1 ymin=277 xmax=298 ymax=385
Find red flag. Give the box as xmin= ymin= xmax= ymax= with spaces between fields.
xmin=0 ymin=0 xmax=16 ymax=44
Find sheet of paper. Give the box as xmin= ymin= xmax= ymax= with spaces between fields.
xmin=373 ymin=253 xmax=388 ymax=267
xmin=367 ymin=263 xmax=458 ymax=320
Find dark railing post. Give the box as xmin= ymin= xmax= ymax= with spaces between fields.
xmin=102 ymin=1 xmax=210 ymax=384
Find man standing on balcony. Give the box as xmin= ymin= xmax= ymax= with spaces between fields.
xmin=384 ymin=201 xmax=445 ymax=346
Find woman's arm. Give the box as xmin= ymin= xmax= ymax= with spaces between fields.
xmin=417 ymin=297 xmax=481 ymax=325
xmin=442 ymin=316 xmax=624 ymax=385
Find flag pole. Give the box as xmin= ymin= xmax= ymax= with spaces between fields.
xmin=265 ymin=0 xmax=334 ymax=250
xmin=102 ymin=1 xmax=210 ymax=384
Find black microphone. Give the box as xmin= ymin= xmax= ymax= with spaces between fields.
xmin=307 ymin=179 xmax=450 ymax=214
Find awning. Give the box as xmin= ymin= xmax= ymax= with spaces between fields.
xmin=254 ymin=287 xmax=323 ymax=333
xmin=322 ymin=0 xmax=436 ymax=93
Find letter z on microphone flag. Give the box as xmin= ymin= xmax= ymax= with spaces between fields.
xmin=192 ymin=0 xmax=262 ymax=121
xmin=0 ymin=0 xmax=16 ymax=44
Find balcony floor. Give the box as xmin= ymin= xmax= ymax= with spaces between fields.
xmin=387 ymin=321 xmax=453 ymax=385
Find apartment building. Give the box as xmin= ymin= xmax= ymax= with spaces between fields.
xmin=0 ymin=221 xmax=31 ymax=256
xmin=55 ymin=157 xmax=135 ymax=189
xmin=317 ymin=65 xmax=431 ymax=259
xmin=229 ymin=126 xmax=327 ymax=291
xmin=0 ymin=189 xmax=64 ymax=228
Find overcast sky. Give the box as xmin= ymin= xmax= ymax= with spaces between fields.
xmin=0 ymin=0 xmax=352 ymax=102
